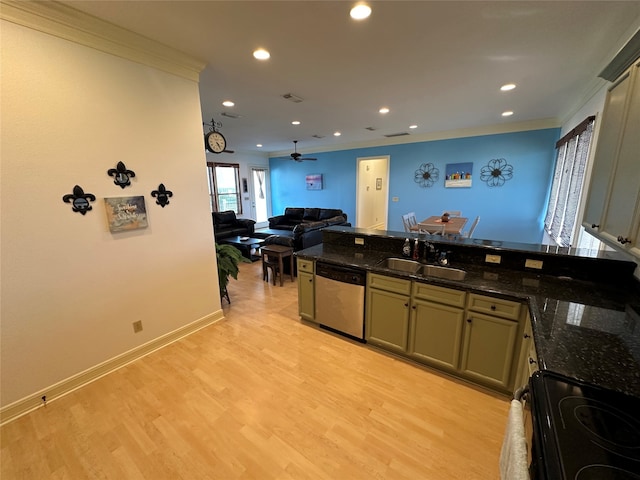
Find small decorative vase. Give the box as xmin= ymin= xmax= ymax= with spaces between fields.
xmin=441 ymin=213 xmax=450 ymax=223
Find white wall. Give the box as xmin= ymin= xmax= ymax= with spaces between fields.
xmin=1 ymin=18 xmax=220 ymax=411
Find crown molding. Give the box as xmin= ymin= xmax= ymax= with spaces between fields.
xmin=0 ymin=0 xmax=206 ymax=81
xmin=268 ymin=118 xmax=561 ymax=157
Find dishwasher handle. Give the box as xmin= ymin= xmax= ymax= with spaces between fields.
xmin=316 ymin=262 xmax=366 ymax=286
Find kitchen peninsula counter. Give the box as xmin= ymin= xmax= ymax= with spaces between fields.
xmin=297 ymin=239 xmax=640 ymax=398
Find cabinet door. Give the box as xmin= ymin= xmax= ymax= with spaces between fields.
xmin=298 ymin=271 xmax=315 ymax=321
xmin=601 ymin=61 xmax=640 ymax=248
xmin=460 ymin=312 xmax=519 ymax=391
xmin=366 ymin=288 xmax=410 ymax=353
xmin=512 ymin=311 xmax=533 ymax=394
xmin=408 ymin=299 xmax=464 ymax=371
xmin=583 ymin=70 xmax=632 ymax=228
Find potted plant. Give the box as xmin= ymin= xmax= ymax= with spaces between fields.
xmin=215 ymin=243 xmax=251 ymax=303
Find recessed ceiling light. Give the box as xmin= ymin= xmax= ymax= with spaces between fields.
xmin=334 ymin=131 xmax=342 ymax=136
xmin=500 ymin=83 xmax=516 ymax=92
xmin=291 ymin=120 xmax=301 ymax=125
xmin=350 ymin=3 xmax=371 ymax=20
xmin=502 ymin=111 xmax=514 ymax=117
xmin=409 ymin=124 xmax=418 ymax=129
xmin=379 ymin=107 xmax=390 ymax=114
xmin=253 ymin=48 xmax=270 ymax=60
xmin=222 ymin=100 xmax=235 ymax=107
xmin=256 ymin=144 xmax=263 ymax=148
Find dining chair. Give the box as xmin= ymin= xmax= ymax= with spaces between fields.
xmin=442 ymin=210 xmax=461 ymax=217
xmin=402 ymin=212 xmax=418 ymax=232
xmin=463 ymin=216 xmax=480 ymax=238
xmin=418 ymin=223 xmax=445 ymax=235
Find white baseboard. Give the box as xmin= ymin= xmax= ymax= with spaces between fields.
xmin=0 ymin=310 xmax=224 ymax=426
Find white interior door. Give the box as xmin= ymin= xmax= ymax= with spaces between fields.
xmin=356 ymin=156 xmax=389 ymax=229
xmin=250 ymin=166 xmax=271 ymax=228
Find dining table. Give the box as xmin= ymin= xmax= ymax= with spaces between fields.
xmin=410 ymin=216 xmax=468 ymax=236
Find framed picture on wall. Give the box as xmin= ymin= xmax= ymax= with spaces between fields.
xmin=306 ymin=173 xmax=323 ymax=190
xmin=445 ymin=162 xmax=473 ymax=188
xmin=104 ymin=196 xmax=148 ymax=232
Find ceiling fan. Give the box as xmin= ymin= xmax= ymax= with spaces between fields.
xmin=289 ymin=140 xmax=317 ymax=162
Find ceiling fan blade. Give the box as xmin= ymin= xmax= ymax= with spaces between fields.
xmin=301 ymin=157 xmax=317 ymax=161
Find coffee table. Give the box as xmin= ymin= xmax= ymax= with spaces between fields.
xmin=219 ymin=236 xmax=264 ymax=261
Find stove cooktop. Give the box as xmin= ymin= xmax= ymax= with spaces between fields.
xmin=530 ymin=371 xmax=640 ymax=480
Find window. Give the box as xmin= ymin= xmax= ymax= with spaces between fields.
xmin=206 ymin=162 xmax=242 ymax=214
xmin=544 ymin=116 xmax=595 ymax=247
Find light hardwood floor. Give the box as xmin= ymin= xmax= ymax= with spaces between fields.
xmin=1 ymin=260 xmax=509 ymax=479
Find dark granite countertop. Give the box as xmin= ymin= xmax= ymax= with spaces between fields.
xmin=296 ymin=243 xmax=640 ymax=398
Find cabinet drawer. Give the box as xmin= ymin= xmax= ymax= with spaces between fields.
xmin=297 ymin=258 xmax=314 ymax=273
xmin=467 ymin=293 xmax=521 ymax=320
xmin=368 ymin=273 xmax=411 ymax=295
xmin=412 ymin=282 xmax=466 ymax=308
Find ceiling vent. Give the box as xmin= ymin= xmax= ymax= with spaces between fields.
xmin=221 ymin=112 xmax=241 ymax=119
xmin=311 ymin=134 xmax=325 ymax=139
xmin=282 ymin=93 xmax=304 ymax=103
xmin=384 ymin=132 xmax=410 ymax=137
xmin=365 ymin=126 xmax=377 ymax=131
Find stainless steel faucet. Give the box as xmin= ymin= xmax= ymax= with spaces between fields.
xmin=423 ymin=241 xmax=436 ymax=262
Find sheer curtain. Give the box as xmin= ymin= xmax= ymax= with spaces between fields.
xmin=544 ymin=116 xmax=595 ymax=247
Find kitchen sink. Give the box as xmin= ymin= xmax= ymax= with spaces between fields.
xmin=418 ymin=264 xmax=467 ymax=281
xmin=376 ymin=258 xmax=467 ymax=280
xmin=376 ymin=257 xmax=421 ymax=273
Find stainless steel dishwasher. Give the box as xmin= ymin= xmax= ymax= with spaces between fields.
xmin=315 ymin=262 xmax=366 ymax=341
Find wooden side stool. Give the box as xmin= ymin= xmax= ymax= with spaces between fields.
xmin=261 ymin=244 xmax=294 ymax=286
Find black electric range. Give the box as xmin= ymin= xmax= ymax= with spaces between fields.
xmin=530 ymin=370 xmax=640 ymax=479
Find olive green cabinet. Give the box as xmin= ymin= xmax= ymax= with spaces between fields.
xmin=408 ymin=283 xmax=466 ymax=371
xmin=366 ymin=273 xmax=526 ymax=393
xmin=297 ymin=259 xmax=315 ymax=322
xmin=461 ymin=293 xmax=522 ymax=391
xmin=365 ymin=273 xmax=411 ymax=353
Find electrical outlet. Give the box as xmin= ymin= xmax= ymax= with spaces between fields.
xmin=392 ymin=197 xmax=399 ymax=202
xmin=132 ymin=320 xmax=143 ymax=333
xmin=485 ymin=254 xmax=501 ymax=264
xmin=525 ymin=259 xmax=543 ymax=269
xmin=524 ymin=258 xmax=542 ymax=270
xmin=354 ymin=237 xmax=365 ymax=245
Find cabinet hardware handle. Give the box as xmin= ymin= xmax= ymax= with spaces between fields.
xmin=617 ymin=236 xmax=631 ymax=245
xmin=467 ymin=318 xmax=472 ymax=323
xmin=308 ymin=279 xmax=313 ymax=283
xmin=524 ymin=333 xmax=531 ymax=339
xmin=412 ymin=305 xmax=416 ymax=310
xmin=529 ymin=357 xmax=537 ymax=364
xmin=404 ymin=302 xmax=409 ymax=307
xmin=591 ymin=224 xmax=599 ymax=229
xmin=490 ymin=305 xmax=496 ymax=311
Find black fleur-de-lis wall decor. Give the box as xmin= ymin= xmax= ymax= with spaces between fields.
xmin=62 ymin=185 xmax=96 ymax=215
xmin=107 ymin=161 xmax=136 ymax=188
xmin=151 ymin=183 xmax=173 ymax=208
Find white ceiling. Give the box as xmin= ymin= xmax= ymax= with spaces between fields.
xmin=62 ymin=1 xmax=640 ymax=156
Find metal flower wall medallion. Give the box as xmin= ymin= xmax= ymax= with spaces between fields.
xmin=480 ymin=158 xmax=513 ymax=187
xmin=414 ymin=163 xmax=439 ymax=188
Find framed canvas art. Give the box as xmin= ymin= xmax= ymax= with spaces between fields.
xmin=104 ymin=196 xmax=148 ymax=232
xmin=445 ymin=162 xmax=473 ymax=188
xmin=306 ymin=173 xmax=323 ymax=190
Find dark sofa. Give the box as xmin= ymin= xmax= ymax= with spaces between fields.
xmin=267 ymin=207 xmax=350 ymax=252
xmin=212 ymin=210 xmax=256 ymax=242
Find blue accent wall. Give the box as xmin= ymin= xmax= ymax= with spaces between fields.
xmin=269 ymin=128 xmax=560 ymax=244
